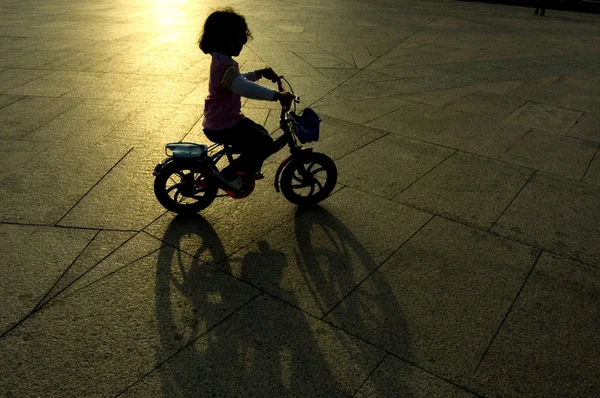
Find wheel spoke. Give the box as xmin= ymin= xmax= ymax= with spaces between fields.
xmin=165 ymin=184 xmax=182 ymax=194
xmin=307 ymin=181 xmax=315 ymax=196
xmin=314 ymin=178 xmax=323 ymax=192
xmin=173 ymin=190 xmax=182 ymax=203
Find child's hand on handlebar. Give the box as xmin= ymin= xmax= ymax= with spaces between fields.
xmin=275 ymin=91 xmax=295 ymax=108
xmin=258 ymin=68 xmax=278 ymax=82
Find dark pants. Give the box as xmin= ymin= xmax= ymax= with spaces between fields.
xmin=204 ymin=118 xmax=274 ymax=174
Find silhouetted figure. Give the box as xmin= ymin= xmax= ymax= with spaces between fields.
xmin=535 ymin=0 xmax=547 ymax=16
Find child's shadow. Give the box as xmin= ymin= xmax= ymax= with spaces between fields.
xmin=232 ymin=207 xmax=414 ymax=396
xmin=149 ymin=209 xmax=413 ymax=396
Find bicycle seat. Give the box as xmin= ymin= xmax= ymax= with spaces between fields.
xmin=166 ymin=142 xmax=207 ymax=159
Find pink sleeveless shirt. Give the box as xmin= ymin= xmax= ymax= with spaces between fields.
xmin=202 ymin=53 xmax=245 ymax=130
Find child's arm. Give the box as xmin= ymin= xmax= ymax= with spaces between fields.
xmin=222 ymin=66 xmax=278 ymax=101
xmin=241 ymin=68 xmax=276 ymax=82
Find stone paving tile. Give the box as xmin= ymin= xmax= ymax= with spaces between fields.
xmin=470 ymin=252 xmax=600 ymax=397
xmin=400 ymin=87 xmax=476 ymax=108
xmin=294 ymin=52 xmax=355 ymax=69
xmin=0 ymin=248 xmax=258 ymax=397
xmin=316 ymin=68 xmax=358 ymax=85
xmin=58 ymin=147 xmax=168 ymax=230
xmin=492 ymin=172 xmax=600 ymax=266
xmin=0 ymin=96 xmax=82 ymax=140
xmin=336 ymin=134 xmax=455 ymax=199
xmin=38 ymin=230 xmax=135 ymax=307
xmin=434 ymin=115 xmax=531 ymax=159
xmin=551 ymin=76 xmax=600 ymax=96
xmin=0 ymin=140 xmax=49 ymax=172
xmin=0 ymin=144 xmax=130 ymax=224
xmin=355 ymin=355 xmax=477 ymax=397
xmin=583 ymin=150 xmax=600 ymax=187
xmin=0 ymin=224 xmax=96 ymax=335
xmin=99 ymin=103 xmax=203 ymax=148
xmin=561 ymin=92 xmax=600 ymax=114
xmin=121 ymin=295 xmax=385 ymax=397
xmin=503 ymin=101 xmax=582 ymax=134
xmin=567 ymin=113 xmax=600 ymax=143
xmin=123 ymin=80 xmax=198 ymax=104
xmin=24 ymin=100 xmax=144 ymax=143
xmin=7 ymin=77 xmax=86 ymax=97
xmin=0 ymin=50 xmax=63 ymax=69
xmin=366 ymin=100 xmax=470 ymax=139
xmin=309 ymin=116 xmax=385 ymax=160
xmin=395 ymin=151 xmax=533 ymax=229
xmin=447 ymin=90 xmax=527 ymax=121
xmin=313 ymin=97 xmax=408 ymax=124
xmin=180 ymin=80 xmax=208 ymax=105
xmin=61 ymin=72 xmax=148 ymax=101
xmin=223 ymin=187 xmax=432 ymax=317
xmin=325 ymin=217 xmax=540 ymax=384
xmin=500 ymin=129 xmax=598 ymax=180
xmin=469 ymin=80 xmax=523 ymax=95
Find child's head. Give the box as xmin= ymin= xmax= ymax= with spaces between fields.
xmin=199 ymin=8 xmax=251 ymax=57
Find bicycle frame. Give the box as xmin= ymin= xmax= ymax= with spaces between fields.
xmin=205 ymin=76 xmax=306 ymax=169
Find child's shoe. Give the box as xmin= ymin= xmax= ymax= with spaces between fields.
xmin=226 ymin=176 xmax=244 ymax=191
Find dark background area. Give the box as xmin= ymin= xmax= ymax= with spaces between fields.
xmin=458 ymin=0 xmax=600 ymax=13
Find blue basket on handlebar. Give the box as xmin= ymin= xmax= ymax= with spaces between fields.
xmin=289 ymin=108 xmax=320 ymax=144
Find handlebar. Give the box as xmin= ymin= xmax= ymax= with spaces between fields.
xmin=274 ymin=76 xmax=300 ymax=111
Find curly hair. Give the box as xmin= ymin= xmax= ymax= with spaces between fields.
xmin=199 ymin=8 xmax=252 ymax=54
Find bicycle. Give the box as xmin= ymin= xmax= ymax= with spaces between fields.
xmin=152 ymin=76 xmax=338 ymax=214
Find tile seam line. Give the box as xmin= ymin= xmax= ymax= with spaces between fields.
xmin=322 ymin=316 xmax=483 ymax=397
xmin=487 ymin=170 xmax=537 ymax=232
xmin=35 ymin=229 xmax=102 ymax=310
xmin=0 ymin=229 xmax=101 ymax=339
xmin=40 ymin=243 xmax=166 ymax=310
xmin=580 ymin=141 xmax=600 ymax=182
xmin=384 ymin=351 xmax=485 ymax=398
xmin=391 ymin=149 xmax=457 ymax=200
xmin=306 ymin=17 xmax=440 ymax=109
xmin=472 ymin=249 xmax=544 ymax=376
xmin=0 ymin=220 xmax=139 ymax=233
xmin=54 ymin=146 xmax=134 ymax=226
xmin=337 ymin=185 xmax=600 ymax=268
xmin=318 ymin=114 xmax=530 ymax=165
xmin=352 ymin=353 xmax=388 ymax=397
xmin=0 ymin=94 xmax=25 ymax=110
xmin=38 ymin=230 xmax=146 ymax=310
xmin=113 ymin=292 xmax=263 ymax=398
xmin=333 ymin=131 xmax=391 ymax=163
xmin=18 ymin=95 xmax=84 ymax=141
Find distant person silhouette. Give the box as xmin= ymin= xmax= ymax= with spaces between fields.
xmin=534 ymin=0 xmax=547 ymax=16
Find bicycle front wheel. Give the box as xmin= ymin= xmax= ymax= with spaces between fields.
xmin=280 ymin=152 xmax=337 ymax=207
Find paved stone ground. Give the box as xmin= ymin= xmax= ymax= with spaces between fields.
xmin=1 ymin=0 xmax=599 ymax=396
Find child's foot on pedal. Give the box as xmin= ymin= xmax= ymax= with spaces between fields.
xmin=227 ymin=176 xmax=244 ymax=191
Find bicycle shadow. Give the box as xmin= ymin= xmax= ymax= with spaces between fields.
xmin=151 ymin=208 xmax=413 ymax=396
xmin=289 ymin=207 xmax=414 ymax=395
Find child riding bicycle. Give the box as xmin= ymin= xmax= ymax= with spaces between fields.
xmin=199 ymin=8 xmax=295 ymax=191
